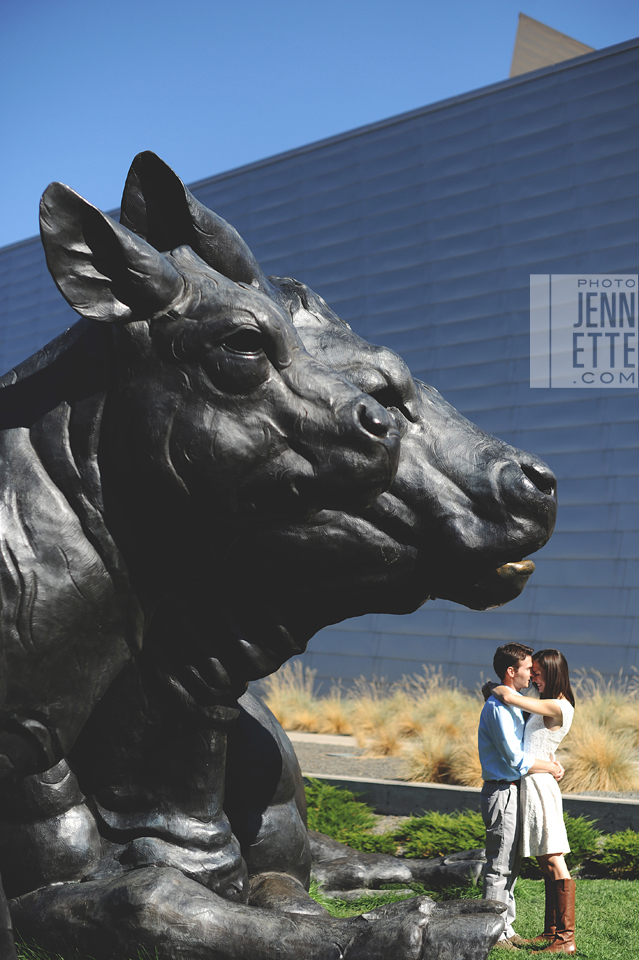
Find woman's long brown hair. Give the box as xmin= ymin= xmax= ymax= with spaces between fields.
xmin=533 ymin=648 xmax=575 ymax=706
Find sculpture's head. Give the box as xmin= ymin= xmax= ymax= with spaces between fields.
xmin=119 ymin=153 xmax=556 ymax=684
xmin=39 ymin=182 xmax=400 ymax=552
xmin=267 ymin=276 xmax=557 ymax=612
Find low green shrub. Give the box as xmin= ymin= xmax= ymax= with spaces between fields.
xmin=304 ymin=778 xmax=397 ymax=853
xmin=339 ymin=831 xmax=398 ymax=854
xmin=305 ymin=780 xmax=637 ymax=880
xmin=589 ymin=829 xmax=639 ymax=880
xmin=392 ymin=810 xmax=485 ymax=859
xmin=563 ymin=812 xmax=604 ymax=869
xmin=305 ymin=777 xmax=376 ymax=834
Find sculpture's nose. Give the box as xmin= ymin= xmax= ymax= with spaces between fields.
xmin=308 ymin=393 xmax=400 ymax=509
xmin=501 ymin=452 xmax=557 ymax=536
xmin=345 ymin=397 xmax=400 ymax=469
xmin=519 ymin=458 xmax=557 ymax=500
xmin=355 ymin=398 xmax=396 ymax=440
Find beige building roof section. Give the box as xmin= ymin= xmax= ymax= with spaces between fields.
xmin=510 ymin=13 xmax=595 ymax=77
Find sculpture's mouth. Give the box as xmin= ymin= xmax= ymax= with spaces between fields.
xmin=436 ymin=559 xmax=536 ymax=610
xmin=176 ymin=518 xmax=540 ymax=694
xmin=217 ymin=500 xmax=541 ymax=651
xmin=215 ymin=561 xmax=537 ymax=688
xmin=348 ymin=494 xmax=541 ymax=611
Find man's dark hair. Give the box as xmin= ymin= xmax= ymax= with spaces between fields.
xmin=493 ymin=642 xmax=534 ymax=681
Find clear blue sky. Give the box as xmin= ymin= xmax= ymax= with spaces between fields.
xmin=2 ymin=0 xmax=638 ymax=249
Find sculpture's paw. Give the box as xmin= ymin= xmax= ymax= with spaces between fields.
xmin=345 ymin=896 xmax=505 ymax=960
xmin=406 ymin=848 xmax=486 ymax=886
xmin=309 ymin=833 xmax=487 ymax=892
xmin=422 ymin=900 xmax=506 ymax=960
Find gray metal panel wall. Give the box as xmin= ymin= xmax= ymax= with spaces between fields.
xmin=0 ymin=239 xmax=77 ymax=375
xmin=1 ymin=39 xmax=637 ymax=687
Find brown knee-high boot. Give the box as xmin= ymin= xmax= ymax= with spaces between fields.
xmin=531 ymin=878 xmax=557 ymax=942
xmin=537 ymin=879 xmax=576 ymax=953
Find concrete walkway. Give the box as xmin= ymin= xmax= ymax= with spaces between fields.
xmin=288 ymin=730 xmax=411 ymax=782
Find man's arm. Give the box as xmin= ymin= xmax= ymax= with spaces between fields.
xmin=529 ymin=758 xmax=564 ymax=780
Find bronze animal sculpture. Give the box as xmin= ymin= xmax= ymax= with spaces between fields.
xmin=1 ymin=155 xmax=557 ymax=960
xmin=0 ymin=171 xmax=400 ymax=957
xmin=0 ymin=176 xmax=399 ymax=775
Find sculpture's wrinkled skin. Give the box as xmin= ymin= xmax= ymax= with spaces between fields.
xmin=0 ymin=155 xmax=558 ymax=960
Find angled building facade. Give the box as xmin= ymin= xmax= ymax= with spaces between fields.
xmin=1 ymin=38 xmax=638 ymax=687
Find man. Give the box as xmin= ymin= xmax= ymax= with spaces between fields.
xmin=479 ymin=643 xmax=564 ymax=949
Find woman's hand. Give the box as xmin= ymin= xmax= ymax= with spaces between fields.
xmin=492 ymin=684 xmax=515 ymax=704
xmin=481 ymin=681 xmax=497 ymax=701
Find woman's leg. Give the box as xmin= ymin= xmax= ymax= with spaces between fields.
xmin=534 ymin=855 xmax=575 ymax=954
xmin=530 ymin=859 xmax=556 ymax=942
xmin=537 ymin=854 xmax=571 ymax=882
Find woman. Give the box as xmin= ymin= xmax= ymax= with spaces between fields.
xmin=493 ymin=649 xmax=575 ymax=954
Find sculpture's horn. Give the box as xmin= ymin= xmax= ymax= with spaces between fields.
xmin=120 ymin=152 xmax=271 ymax=293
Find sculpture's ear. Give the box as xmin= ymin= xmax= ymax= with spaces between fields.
xmin=120 ymin=151 xmax=270 ymax=292
xmin=40 ymin=182 xmax=185 ymax=323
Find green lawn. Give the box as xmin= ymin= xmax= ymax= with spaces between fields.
xmin=311 ymin=879 xmax=639 ymax=960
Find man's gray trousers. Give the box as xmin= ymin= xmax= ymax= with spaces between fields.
xmin=481 ymin=780 xmax=521 ymax=940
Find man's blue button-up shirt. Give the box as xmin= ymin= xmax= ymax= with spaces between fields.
xmin=478 ymin=695 xmax=534 ymax=781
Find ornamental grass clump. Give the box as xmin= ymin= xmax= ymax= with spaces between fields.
xmin=571 ymin=668 xmax=639 ymax=743
xmin=315 ymin=688 xmax=355 ymax=736
xmin=446 ymin=738 xmax=484 ymax=788
xmin=357 ymin=667 xmax=483 ymax=768
xmin=263 ymin=664 xmax=639 ymax=796
xmin=560 ymin=721 xmax=639 ymax=793
xmin=361 ymin=716 xmax=406 ymax=757
xmin=614 ymin=701 xmax=639 ymax=747
xmin=261 ymin=660 xmax=321 ymax=731
xmin=350 ymin=679 xmax=409 ymax=755
xmin=405 ymin=728 xmax=453 ymax=782
xmin=401 ymin=673 xmax=483 ymax=785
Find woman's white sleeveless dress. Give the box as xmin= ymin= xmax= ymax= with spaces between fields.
xmin=520 ymin=699 xmax=574 ymax=857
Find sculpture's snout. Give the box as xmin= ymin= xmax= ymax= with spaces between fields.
xmin=355 ymin=397 xmax=398 ymax=441
xmin=428 ymin=442 xmax=557 ymax=611
xmin=502 ymin=453 xmax=557 ymax=530
xmin=346 ymin=395 xmax=400 ymax=472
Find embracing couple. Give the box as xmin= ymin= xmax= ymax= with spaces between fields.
xmin=479 ymin=643 xmax=576 ymax=953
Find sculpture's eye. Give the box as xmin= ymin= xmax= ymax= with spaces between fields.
xmin=221 ymin=328 xmax=265 ymax=356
